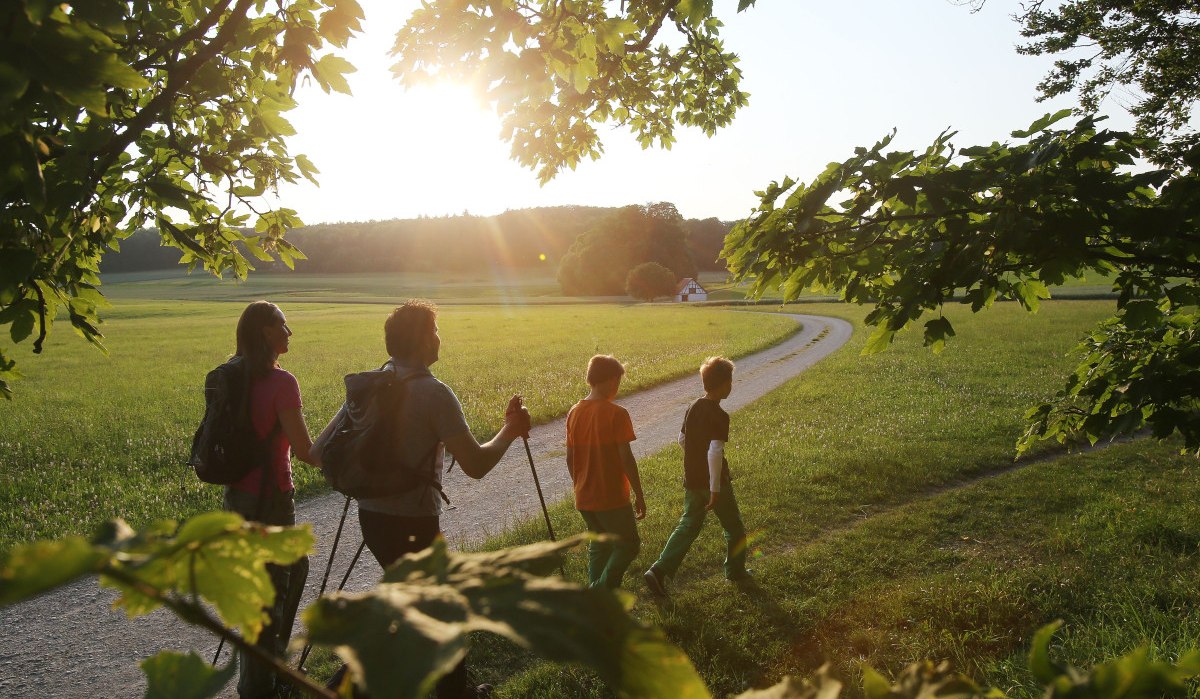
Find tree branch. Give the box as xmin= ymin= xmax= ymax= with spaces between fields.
xmin=32 ymin=284 xmax=47 ymax=355
xmin=625 ymin=7 xmax=669 ymax=53
xmin=100 ymin=565 xmax=336 ymax=699
xmin=91 ymin=0 xmax=257 ymax=189
xmin=130 ymin=0 xmax=236 ymax=70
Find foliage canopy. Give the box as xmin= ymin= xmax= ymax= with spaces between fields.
xmin=390 ymin=0 xmax=756 ymax=183
xmin=0 ymin=0 xmax=363 ymax=397
xmin=719 ymin=2 xmax=1200 ymax=454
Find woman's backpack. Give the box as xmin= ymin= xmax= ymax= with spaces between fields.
xmin=318 ymin=364 xmax=447 ymax=502
xmin=188 ymin=357 xmax=271 ymax=484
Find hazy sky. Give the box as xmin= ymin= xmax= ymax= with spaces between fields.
xmin=270 ymin=0 xmax=1127 ymax=224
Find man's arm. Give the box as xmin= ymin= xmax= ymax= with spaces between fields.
xmin=443 ymin=395 xmax=530 ymax=479
xmin=620 ymin=442 xmax=646 ymax=520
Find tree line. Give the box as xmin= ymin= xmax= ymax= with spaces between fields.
xmin=100 ymin=205 xmax=733 ymax=281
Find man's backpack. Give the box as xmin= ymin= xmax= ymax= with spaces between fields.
xmin=318 ymin=363 xmax=448 ymax=502
xmin=188 ymin=357 xmax=272 ymax=485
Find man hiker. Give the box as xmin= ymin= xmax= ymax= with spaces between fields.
xmin=325 ymin=299 xmax=531 ymax=698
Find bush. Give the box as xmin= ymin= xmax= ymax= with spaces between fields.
xmin=626 ymin=262 xmax=678 ymax=302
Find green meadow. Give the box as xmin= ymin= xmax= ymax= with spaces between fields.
xmin=0 ymin=301 xmax=797 ymax=550
xmin=7 ymin=283 xmax=1195 ymax=699
xmin=454 ymin=300 xmax=1200 ymax=698
xmin=100 ymin=269 xmax=567 ymax=303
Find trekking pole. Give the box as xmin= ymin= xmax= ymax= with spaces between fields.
xmin=336 ymin=541 xmax=367 ymax=591
xmin=295 ymin=496 xmax=353 ymax=672
xmin=521 ymin=435 xmax=565 ymax=577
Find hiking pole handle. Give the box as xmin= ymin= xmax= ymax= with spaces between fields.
xmin=522 ymin=435 xmax=565 ymax=578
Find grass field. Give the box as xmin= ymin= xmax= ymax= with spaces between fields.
xmin=99 ymin=269 xmax=738 ymax=304
xmin=703 ymin=269 xmax=1124 ymax=303
xmin=445 ymin=300 xmax=1200 ymax=698
xmin=0 ymin=302 xmax=797 ymax=550
xmin=100 ymin=264 xmax=1121 ymax=307
xmin=100 ymin=269 xmax=567 ymax=303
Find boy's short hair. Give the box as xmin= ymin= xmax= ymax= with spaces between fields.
xmin=385 ymin=299 xmax=438 ymax=360
xmin=586 ymin=354 xmax=625 ymax=386
xmin=700 ymin=356 xmax=734 ymax=391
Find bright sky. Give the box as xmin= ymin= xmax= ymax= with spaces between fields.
xmin=272 ymin=0 xmax=1130 ymax=224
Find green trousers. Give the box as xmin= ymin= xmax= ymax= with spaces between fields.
xmin=578 ymin=504 xmax=641 ymax=589
xmin=652 ymin=486 xmax=747 ymax=580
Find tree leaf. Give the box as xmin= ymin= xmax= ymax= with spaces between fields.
xmin=1119 ymin=299 xmax=1162 ymax=329
xmin=95 ymin=54 xmax=150 ymax=90
xmin=312 ymin=54 xmax=356 ymax=95
xmin=102 ymin=516 xmax=312 ymax=643
xmin=922 ymin=317 xmax=955 ymax=354
xmin=141 ymin=651 xmax=235 ymax=699
xmin=862 ymin=325 xmax=896 ymax=355
xmin=0 ymin=537 xmax=106 ymax=606
xmin=294 ymin=153 xmax=320 ymax=185
xmin=304 ymin=584 xmax=472 ymax=699
xmin=861 ymin=666 xmax=891 ymax=699
xmin=1028 ymin=620 xmax=1065 ymax=684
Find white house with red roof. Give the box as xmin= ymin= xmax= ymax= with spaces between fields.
xmin=674 ymin=277 xmax=708 ymax=302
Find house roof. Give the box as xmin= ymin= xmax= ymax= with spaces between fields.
xmin=675 ymin=277 xmax=707 ymax=293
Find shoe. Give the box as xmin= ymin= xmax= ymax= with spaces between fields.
xmin=474 ymin=684 xmax=495 ymax=698
xmin=643 ymin=567 xmax=668 ymax=596
xmin=727 ymin=569 xmax=754 ymax=583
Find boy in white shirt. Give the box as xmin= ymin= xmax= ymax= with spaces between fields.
xmin=644 ymin=356 xmax=749 ymax=596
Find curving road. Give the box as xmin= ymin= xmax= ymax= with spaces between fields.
xmin=0 ymin=312 xmax=853 ymax=697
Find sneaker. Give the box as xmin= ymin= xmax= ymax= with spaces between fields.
xmin=643 ymin=567 xmax=668 ymax=596
xmin=727 ymin=568 xmax=754 ymax=583
xmin=474 ymin=684 xmax=495 ymax=698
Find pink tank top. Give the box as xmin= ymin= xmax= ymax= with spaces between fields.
xmin=228 ymin=368 xmax=302 ymax=495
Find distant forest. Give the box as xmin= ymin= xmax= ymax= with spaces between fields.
xmin=100 ymin=206 xmax=733 ymax=275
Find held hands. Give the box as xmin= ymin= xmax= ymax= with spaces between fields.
xmin=705 ymin=491 xmax=719 ymax=511
xmin=502 ymin=395 xmax=531 ymax=440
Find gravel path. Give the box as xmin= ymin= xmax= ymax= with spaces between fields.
xmin=0 ymin=312 xmax=853 ymax=697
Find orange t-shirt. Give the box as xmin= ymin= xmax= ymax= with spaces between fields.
xmin=565 ymin=399 xmax=637 ymax=511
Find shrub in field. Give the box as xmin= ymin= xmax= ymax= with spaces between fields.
xmin=626 ymin=262 xmax=678 ymax=302
xmin=2 ymin=513 xmax=1197 ymax=699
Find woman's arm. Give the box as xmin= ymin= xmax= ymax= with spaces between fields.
xmin=279 ymin=407 xmax=319 ymax=467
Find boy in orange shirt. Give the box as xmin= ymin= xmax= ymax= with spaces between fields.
xmin=565 ymin=355 xmax=647 ymax=589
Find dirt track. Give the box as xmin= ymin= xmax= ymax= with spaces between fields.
xmin=0 ymin=312 xmax=853 ymax=697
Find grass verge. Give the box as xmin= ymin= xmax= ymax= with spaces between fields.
xmin=456 ymin=300 xmax=1199 ymax=698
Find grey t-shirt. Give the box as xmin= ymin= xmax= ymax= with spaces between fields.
xmin=356 ymin=359 xmax=472 ymax=517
